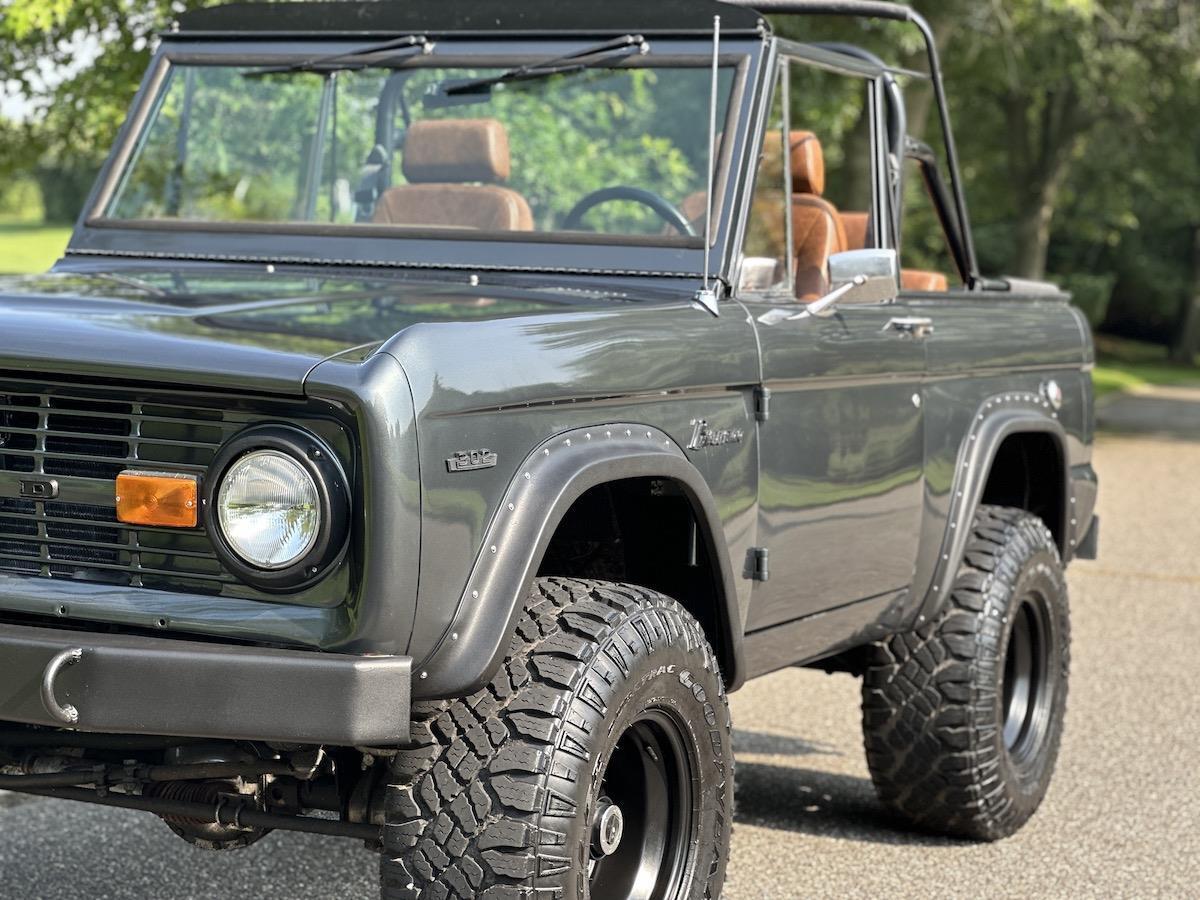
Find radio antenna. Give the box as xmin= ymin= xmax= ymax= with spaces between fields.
xmin=695 ymin=14 xmax=722 ymax=317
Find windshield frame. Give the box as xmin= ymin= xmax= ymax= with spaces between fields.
xmin=71 ymin=36 xmax=762 ymax=280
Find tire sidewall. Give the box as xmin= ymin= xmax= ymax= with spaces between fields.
xmin=988 ymin=542 xmax=1070 ymax=820
xmin=559 ymin=602 xmax=733 ymax=900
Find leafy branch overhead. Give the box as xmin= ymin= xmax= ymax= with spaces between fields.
xmin=1 ymin=0 xmax=1198 ymax=358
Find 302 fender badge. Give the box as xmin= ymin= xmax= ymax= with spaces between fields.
xmin=687 ymin=419 xmax=745 ymax=451
xmin=446 ymin=449 xmax=499 ymax=473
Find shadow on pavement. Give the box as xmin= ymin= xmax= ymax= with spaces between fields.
xmin=733 ymin=729 xmax=840 ymax=757
xmin=733 ymin=761 xmax=967 ymax=847
xmin=1098 ymin=390 xmax=1200 ymax=440
xmin=0 ymin=798 xmax=377 ymax=900
xmin=0 ymin=790 xmax=36 ymax=810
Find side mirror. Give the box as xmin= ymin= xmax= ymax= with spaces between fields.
xmin=802 ymin=248 xmax=900 ymax=319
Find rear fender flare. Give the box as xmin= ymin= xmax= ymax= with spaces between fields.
xmin=918 ymin=393 xmax=1069 ymax=621
xmin=414 ymin=424 xmax=743 ymax=698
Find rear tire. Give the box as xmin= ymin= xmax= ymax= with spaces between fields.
xmin=861 ymin=505 xmax=1070 ymax=840
xmin=380 ymin=577 xmax=734 ymax=899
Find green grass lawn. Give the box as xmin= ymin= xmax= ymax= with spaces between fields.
xmin=0 ymin=220 xmax=73 ymax=275
xmin=1093 ymin=334 xmax=1200 ymax=399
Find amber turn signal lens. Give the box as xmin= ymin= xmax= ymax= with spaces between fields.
xmin=115 ymin=471 xmax=199 ymax=528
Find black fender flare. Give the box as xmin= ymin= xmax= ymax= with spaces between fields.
xmin=414 ymin=424 xmax=743 ymax=698
xmin=916 ymin=391 xmax=1070 ymax=623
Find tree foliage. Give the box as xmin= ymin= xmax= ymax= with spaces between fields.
xmin=1 ymin=0 xmax=1198 ymax=357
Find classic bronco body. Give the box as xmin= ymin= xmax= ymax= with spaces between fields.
xmin=0 ymin=1 xmax=1098 ymax=896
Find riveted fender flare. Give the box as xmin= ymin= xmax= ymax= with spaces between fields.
xmin=917 ymin=393 xmax=1070 ymax=622
xmin=414 ymin=424 xmax=744 ymax=698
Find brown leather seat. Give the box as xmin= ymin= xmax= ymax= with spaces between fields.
xmin=840 ymin=211 xmax=869 ymax=251
xmin=841 ymin=210 xmax=949 ymax=291
xmin=372 ymin=119 xmax=533 ymax=231
xmin=789 ymin=131 xmax=846 ymax=300
xmin=733 ymin=131 xmax=849 ymax=294
xmin=901 ymin=269 xmax=949 ymax=292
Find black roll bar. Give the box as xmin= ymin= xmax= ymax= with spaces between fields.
xmin=723 ymin=0 xmax=981 ymax=287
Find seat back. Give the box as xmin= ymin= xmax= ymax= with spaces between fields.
xmin=840 ymin=211 xmax=869 ymax=251
xmin=841 ymin=209 xmax=950 ymax=292
xmin=788 ymin=131 xmax=846 ymax=300
xmin=373 ymin=119 xmax=533 ymax=231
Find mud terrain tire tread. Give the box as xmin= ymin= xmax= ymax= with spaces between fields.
xmin=861 ymin=505 xmax=1070 ymax=841
xmin=380 ymin=576 xmax=733 ymax=899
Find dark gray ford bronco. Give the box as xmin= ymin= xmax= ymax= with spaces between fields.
xmin=0 ymin=1 xmax=1099 ymax=896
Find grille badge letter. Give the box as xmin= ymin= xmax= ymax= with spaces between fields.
xmin=20 ymin=479 xmax=60 ymax=500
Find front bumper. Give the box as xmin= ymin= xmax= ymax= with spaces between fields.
xmin=0 ymin=623 xmax=410 ymax=746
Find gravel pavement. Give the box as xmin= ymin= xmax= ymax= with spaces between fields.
xmin=1 ymin=409 xmax=1197 ymax=899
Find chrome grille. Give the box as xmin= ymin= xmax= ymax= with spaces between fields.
xmin=0 ymin=378 xmax=268 ymax=595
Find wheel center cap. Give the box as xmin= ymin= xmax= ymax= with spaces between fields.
xmin=593 ymin=801 xmax=624 ymax=857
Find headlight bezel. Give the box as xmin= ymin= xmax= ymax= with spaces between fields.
xmin=206 ymin=425 xmax=350 ymax=592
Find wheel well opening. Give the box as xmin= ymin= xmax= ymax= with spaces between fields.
xmin=537 ymin=478 xmax=733 ymax=681
xmin=980 ymin=432 xmax=1066 ymax=551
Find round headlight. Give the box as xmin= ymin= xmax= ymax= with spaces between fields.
xmin=206 ymin=425 xmax=350 ymax=592
xmin=217 ymin=450 xmax=321 ymax=570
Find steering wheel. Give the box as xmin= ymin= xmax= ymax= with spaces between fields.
xmin=562 ymin=186 xmax=696 ymax=237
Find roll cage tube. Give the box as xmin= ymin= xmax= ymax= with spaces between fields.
xmin=906 ymin=137 xmax=971 ymax=286
xmin=723 ymin=0 xmax=983 ymax=288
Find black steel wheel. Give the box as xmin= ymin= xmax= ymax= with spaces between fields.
xmin=380 ymin=578 xmax=733 ymax=900
xmin=587 ymin=710 xmax=697 ymax=899
xmin=1002 ymin=592 xmax=1056 ymax=768
xmin=862 ymin=505 xmax=1070 ymax=841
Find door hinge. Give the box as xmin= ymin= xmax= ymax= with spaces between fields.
xmin=754 ymin=386 xmax=771 ymax=423
xmin=751 ymin=547 xmax=770 ymax=582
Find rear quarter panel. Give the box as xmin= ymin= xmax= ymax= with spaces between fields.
xmin=911 ymin=291 xmax=1094 ymax=603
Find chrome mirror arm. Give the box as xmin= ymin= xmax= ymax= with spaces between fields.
xmin=788 ymin=276 xmax=865 ymax=320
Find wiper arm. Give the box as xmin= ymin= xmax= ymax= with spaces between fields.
xmin=87 ymin=272 xmax=170 ymax=297
xmin=437 ymin=34 xmax=648 ymax=99
xmin=243 ymin=34 xmax=432 ymax=78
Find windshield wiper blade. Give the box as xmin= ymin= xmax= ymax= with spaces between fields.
xmin=243 ymin=34 xmax=431 ymax=78
xmin=439 ymin=34 xmax=648 ymax=98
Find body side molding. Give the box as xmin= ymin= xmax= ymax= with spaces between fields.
xmin=413 ymin=424 xmax=743 ymax=697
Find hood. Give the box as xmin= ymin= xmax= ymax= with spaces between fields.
xmin=0 ymin=266 xmax=631 ymax=394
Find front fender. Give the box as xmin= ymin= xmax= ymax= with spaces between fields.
xmin=413 ymin=424 xmax=743 ymax=698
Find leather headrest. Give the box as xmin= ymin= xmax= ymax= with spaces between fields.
xmin=402 ymin=119 xmax=511 ymax=184
xmin=761 ymin=130 xmax=827 ymax=196
xmin=790 ymin=131 xmax=825 ymax=197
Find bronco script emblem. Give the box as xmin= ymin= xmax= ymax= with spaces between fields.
xmin=687 ymin=420 xmax=745 ymax=451
xmin=446 ymin=449 xmax=499 ymax=473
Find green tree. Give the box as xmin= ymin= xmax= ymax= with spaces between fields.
xmin=0 ymin=0 xmax=210 ymax=215
xmin=952 ymin=1 xmax=1196 ymax=282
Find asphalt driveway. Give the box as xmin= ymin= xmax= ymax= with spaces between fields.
xmin=1 ymin=402 xmax=1197 ymax=898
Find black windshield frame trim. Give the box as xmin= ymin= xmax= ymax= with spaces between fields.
xmin=75 ymin=38 xmax=759 ymax=279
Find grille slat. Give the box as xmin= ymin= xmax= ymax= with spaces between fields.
xmin=0 ymin=509 xmax=210 ymax=537
xmin=0 ymin=426 xmax=220 ymax=450
xmin=0 ymin=530 xmax=216 ymax=561
xmin=0 ymin=551 xmax=238 ymax=584
xmin=4 ymin=450 xmax=210 ymax=473
xmin=0 ymin=381 xmax=232 ymax=593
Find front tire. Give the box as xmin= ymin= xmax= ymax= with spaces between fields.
xmin=380 ymin=577 xmax=734 ymax=899
xmin=861 ymin=505 xmax=1070 ymax=840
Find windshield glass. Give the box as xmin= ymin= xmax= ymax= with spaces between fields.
xmin=103 ymin=58 xmax=736 ymax=245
